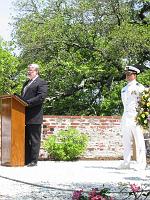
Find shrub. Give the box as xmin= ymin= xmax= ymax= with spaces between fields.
xmin=43 ymin=128 xmax=89 ymax=161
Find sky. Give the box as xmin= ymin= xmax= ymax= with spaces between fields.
xmin=0 ymin=0 xmax=14 ymax=41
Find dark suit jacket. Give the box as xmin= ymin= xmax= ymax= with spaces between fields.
xmin=21 ymin=77 xmax=48 ymax=125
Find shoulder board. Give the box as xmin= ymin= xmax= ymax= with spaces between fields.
xmin=136 ymin=82 xmax=142 ymax=86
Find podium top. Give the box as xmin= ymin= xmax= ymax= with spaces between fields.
xmin=0 ymin=94 xmax=28 ymax=106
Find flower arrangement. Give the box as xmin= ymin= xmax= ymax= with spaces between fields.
xmin=136 ymin=88 xmax=150 ymax=130
xmin=72 ymin=187 xmax=113 ymax=200
xmin=72 ymin=184 xmax=150 ymax=200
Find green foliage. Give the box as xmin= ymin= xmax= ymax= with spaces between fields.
xmin=137 ymin=69 xmax=150 ymax=87
xmin=0 ymin=41 xmax=22 ymax=95
xmin=9 ymin=0 xmax=150 ymax=115
xmin=43 ymin=128 xmax=89 ymax=161
xmin=100 ymin=80 xmax=126 ymax=115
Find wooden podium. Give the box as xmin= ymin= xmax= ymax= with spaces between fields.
xmin=0 ymin=94 xmax=28 ymax=166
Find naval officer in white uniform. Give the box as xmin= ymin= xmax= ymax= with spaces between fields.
xmin=120 ymin=66 xmax=146 ymax=170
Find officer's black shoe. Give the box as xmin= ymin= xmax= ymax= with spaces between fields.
xmin=27 ymin=161 xmax=37 ymax=167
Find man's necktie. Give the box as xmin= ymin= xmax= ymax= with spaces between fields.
xmin=22 ymin=80 xmax=32 ymax=96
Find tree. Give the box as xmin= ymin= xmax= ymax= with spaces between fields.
xmin=11 ymin=0 xmax=150 ymax=115
xmin=0 ymin=39 xmax=22 ymax=95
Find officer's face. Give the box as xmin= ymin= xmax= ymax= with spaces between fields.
xmin=125 ymin=72 xmax=136 ymax=82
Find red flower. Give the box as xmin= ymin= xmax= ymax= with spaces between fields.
xmin=130 ymin=183 xmax=140 ymax=192
xmin=89 ymin=188 xmax=97 ymax=198
xmin=91 ymin=195 xmax=106 ymax=200
xmin=72 ymin=189 xmax=83 ymax=200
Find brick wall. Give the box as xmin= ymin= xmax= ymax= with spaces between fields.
xmin=41 ymin=115 xmax=123 ymax=159
xmin=1 ymin=114 xmax=149 ymax=160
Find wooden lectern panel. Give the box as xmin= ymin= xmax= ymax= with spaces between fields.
xmin=11 ymin=97 xmax=25 ymax=166
xmin=0 ymin=95 xmax=27 ymax=166
xmin=1 ymin=98 xmax=11 ymax=165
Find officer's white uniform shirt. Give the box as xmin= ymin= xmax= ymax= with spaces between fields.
xmin=121 ymin=79 xmax=145 ymax=126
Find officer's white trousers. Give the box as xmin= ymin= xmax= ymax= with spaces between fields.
xmin=121 ymin=117 xmax=146 ymax=169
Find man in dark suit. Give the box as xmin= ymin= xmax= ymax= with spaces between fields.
xmin=21 ymin=63 xmax=48 ymax=167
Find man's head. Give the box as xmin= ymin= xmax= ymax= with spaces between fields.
xmin=27 ymin=64 xmax=39 ymax=80
xmin=124 ymin=66 xmax=140 ymax=82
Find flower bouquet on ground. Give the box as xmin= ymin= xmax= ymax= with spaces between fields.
xmin=72 ymin=187 xmax=113 ymax=200
xmin=136 ymin=88 xmax=150 ymax=130
xmin=72 ymin=184 xmax=150 ymax=200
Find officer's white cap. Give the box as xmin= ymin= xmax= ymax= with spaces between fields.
xmin=125 ymin=66 xmax=140 ymax=74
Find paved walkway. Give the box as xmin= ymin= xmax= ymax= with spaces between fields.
xmin=0 ymin=160 xmax=150 ymax=199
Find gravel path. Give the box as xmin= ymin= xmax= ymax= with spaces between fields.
xmin=0 ymin=160 xmax=150 ymax=199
